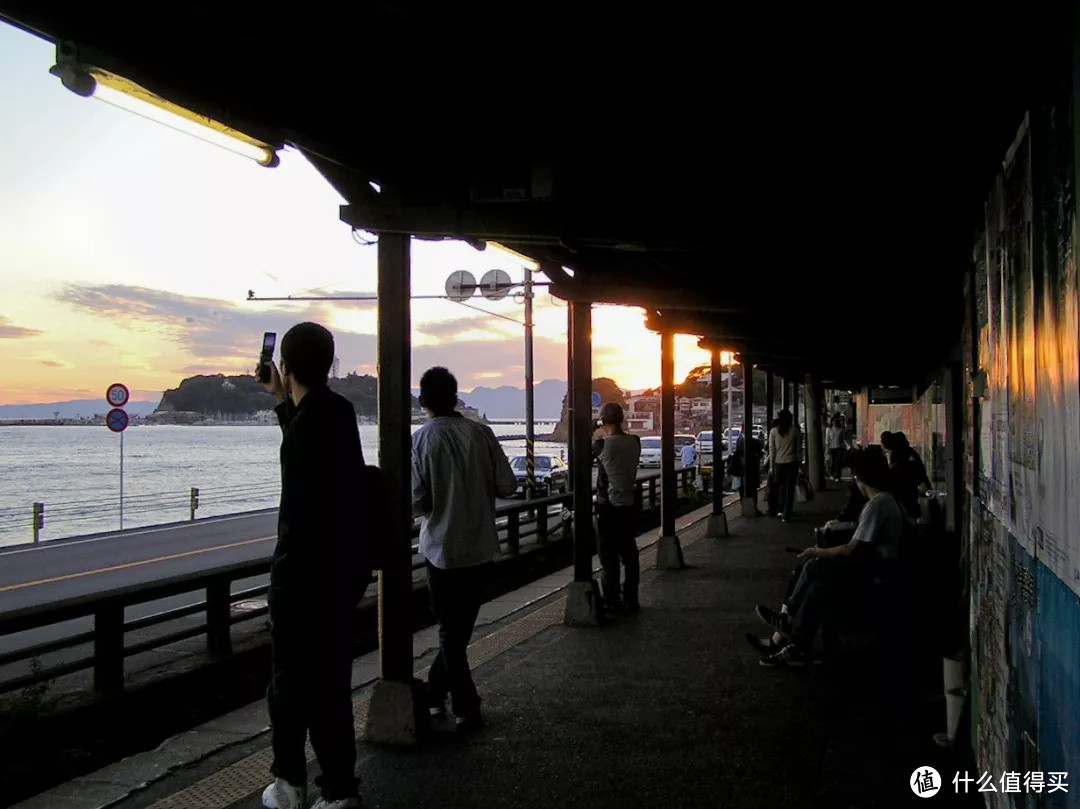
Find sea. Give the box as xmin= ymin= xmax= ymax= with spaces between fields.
xmin=0 ymin=421 xmax=562 ymax=547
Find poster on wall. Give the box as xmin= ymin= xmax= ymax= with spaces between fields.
xmin=984 ymin=178 xmax=1011 ymax=526
xmin=971 ymin=504 xmax=1012 ymax=809
xmin=1003 ymin=136 xmax=1038 ymax=554
xmin=1034 ymin=184 xmax=1080 ymax=596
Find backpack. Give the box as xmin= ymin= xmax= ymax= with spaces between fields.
xmin=359 ymin=464 xmax=397 ymax=571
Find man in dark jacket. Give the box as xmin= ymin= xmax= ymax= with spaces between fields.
xmin=261 ymin=322 xmax=368 ymax=809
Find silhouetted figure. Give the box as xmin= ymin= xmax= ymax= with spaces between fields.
xmin=769 ymin=410 xmax=801 ymax=521
xmin=826 ymin=414 xmax=846 ymax=482
xmin=881 ymin=431 xmax=931 ymax=518
xmin=593 ymin=402 xmax=643 ymax=612
xmin=261 ymin=322 xmax=369 ymax=809
xmin=749 ymin=449 xmax=907 ymax=666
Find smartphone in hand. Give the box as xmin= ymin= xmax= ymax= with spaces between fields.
xmin=256 ymin=332 xmax=276 ymax=383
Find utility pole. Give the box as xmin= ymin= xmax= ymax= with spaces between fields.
xmin=523 ymin=268 xmax=536 ymax=498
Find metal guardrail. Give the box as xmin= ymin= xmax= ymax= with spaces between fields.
xmin=0 ymin=467 xmax=697 ymax=696
xmin=1 ymin=482 xmax=283 ymax=545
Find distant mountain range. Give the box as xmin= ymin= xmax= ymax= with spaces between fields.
xmin=0 ymin=399 xmax=160 ymax=420
xmin=455 ymin=380 xmax=567 ymax=420
xmin=5 ymin=378 xmax=568 ymax=422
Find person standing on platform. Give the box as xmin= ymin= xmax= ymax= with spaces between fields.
xmin=411 ymin=366 xmax=517 ymax=731
xmin=592 ymin=402 xmax=643 ymax=612
xmin=768 ymin=409 xmax=801 ymax=522
xmin=826 ymin=415 xmax=846 ymax=482
xmin=262 ymin=322 xmax=369 ymax=809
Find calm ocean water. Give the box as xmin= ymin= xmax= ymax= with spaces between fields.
xmin=0 ymin=422 xmax=560 ymax=546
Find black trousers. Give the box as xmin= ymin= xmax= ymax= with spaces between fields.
xmin=829 ymin=448 xmax=845 ymax=479
xmin=426 ymin=560 xmax=492 ymax=716
xmin=267 ymin=584 xmax=364 ymax=800
xmin=773 ymin=462 xmax=799 ymax=518
xmin=596 ymin=503 xmax=640 ymax=605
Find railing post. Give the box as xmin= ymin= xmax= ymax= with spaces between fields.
xmin=506 ymin=511 xmax=520 ymax=556
xmin=32 ymin=502 xmax=44 ymax=543
xmin=648 ymin=477 xmax=657 ymax=510
xmin=93 ymin=602 xmax=124 ymax=694
xmin=537 ymin=503 xmax=549 ymax=544
xmin=190 ymin=487 xmax=199 ymax=521
xmin=206 ymin=578 xmax=233 ymax=656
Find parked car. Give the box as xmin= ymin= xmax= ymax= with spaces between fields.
xmin=751 ymin=424 xmax=767 ymax=443
xmin=508 ymin=454 xmax=569 ymax=496
xmin=722 ymin=426 xmax=742 ymax=453
xmin=674 ymin=434 xmax=697 ymax=450
xmin=639 ymin=436 xmax=662 ymax=467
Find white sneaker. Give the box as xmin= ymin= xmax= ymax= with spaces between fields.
xmin=312 ymin=798 xmax=362 ymax=809
xmin=262 ymin=778 xmax=306 ymax=809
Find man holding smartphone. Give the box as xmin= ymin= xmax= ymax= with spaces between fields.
xmin=260 ymin=322 xmax=368 ymax=809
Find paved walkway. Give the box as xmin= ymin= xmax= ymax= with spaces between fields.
xmin=18 ymin=488 xmax=981 ymax=809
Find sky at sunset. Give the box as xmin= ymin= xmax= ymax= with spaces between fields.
xmin=0 ymin=22 xmax=710 ymax=405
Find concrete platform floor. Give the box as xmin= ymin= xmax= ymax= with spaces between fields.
xmin=16 ymin=487 xmax=983 ymax=809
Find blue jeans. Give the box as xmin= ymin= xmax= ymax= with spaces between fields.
xmin=426 ymin=561 xmax=492 ymax=716
xmin=785 ymin=557 xmax=849 ymax=649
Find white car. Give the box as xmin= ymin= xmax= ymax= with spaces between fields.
xmin=722 ymin=426 xmax=742 ymax=453
xmin=639 ymin=436 xmax=662 ymax=467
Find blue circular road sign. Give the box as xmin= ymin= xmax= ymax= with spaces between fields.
xmin=106 ymin=408 xmax=129 ymax=433
xmin=592 ymin=391 xmax=602 ymax=407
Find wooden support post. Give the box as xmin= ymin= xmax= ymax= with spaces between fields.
xmin=537 ymin=505 xmax=548 ymax=544
xmin=365 ymin=231 xmax=423 ymax=744
xmin=656 ymin=331 xmax=684 ymax=568
xmin=93 ymin=603 xmax=124 ymax=694
xmin=564 ymin=300 xmax=601 ymax=625
xmin=648 ymin=477 xmax=657 ymax=509
xmin=206 ymin=579 xmax=232 ymax=656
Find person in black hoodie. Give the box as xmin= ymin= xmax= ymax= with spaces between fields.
xmin=261 ymin=322 xmax=368 ymax=809
xmin=881 ymin=431 xmax=931 ymax=518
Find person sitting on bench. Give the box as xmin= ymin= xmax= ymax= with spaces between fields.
xmin=817 ymin=446 xmax=871 ymax=536
xmin=745 ymin=448 xmax=906 ymax=667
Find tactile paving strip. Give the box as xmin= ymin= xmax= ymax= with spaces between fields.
xmin=145 ymin=519 xmax=709 ymax=809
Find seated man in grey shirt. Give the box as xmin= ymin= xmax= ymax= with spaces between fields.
xmin=748 ymin=448 xmax=907 ymax=666
xmin=592 ymin=403 xmax=642 ymax=612
xmin=411 ymin=367 xmax=517 ymax=729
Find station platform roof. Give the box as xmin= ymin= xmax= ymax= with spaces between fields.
xmin=1 ymin=2 xmax=1063 ymax=386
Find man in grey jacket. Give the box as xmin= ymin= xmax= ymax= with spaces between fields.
xmin=411 ymin=367 xmax=517 ymax=730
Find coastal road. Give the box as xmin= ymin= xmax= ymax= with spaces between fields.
xmin=0 ymin=466 xmax=695 ymax=684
